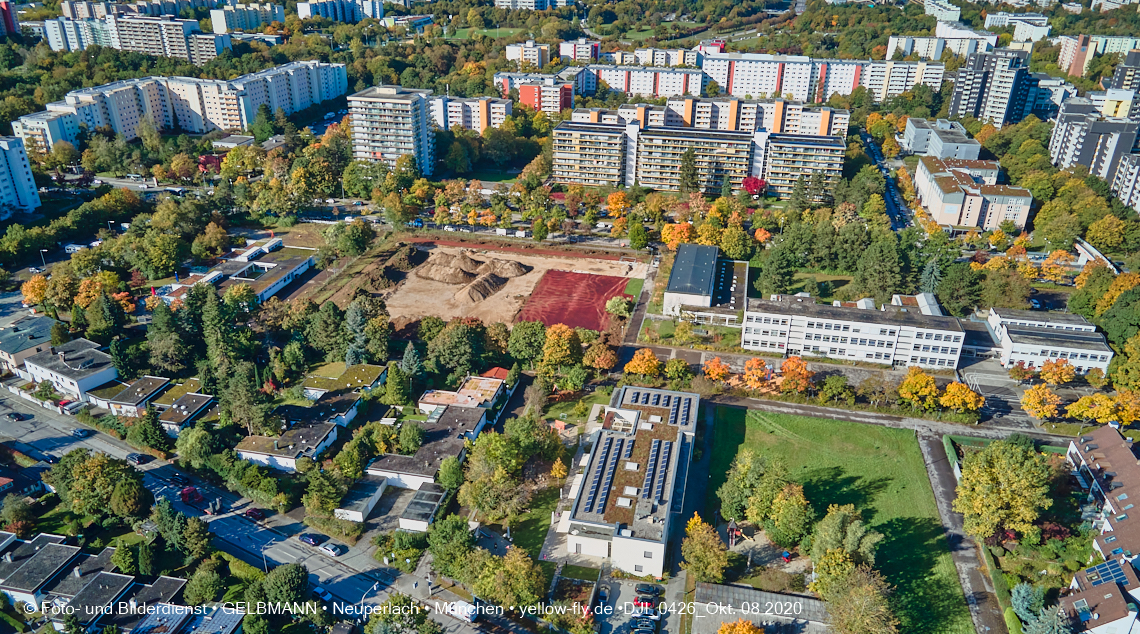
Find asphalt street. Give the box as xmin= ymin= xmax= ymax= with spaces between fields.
xmin=859 ymin=130 xmax=912 ymax=231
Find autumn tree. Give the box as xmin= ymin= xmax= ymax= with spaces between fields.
xmin=826 ymin=566 xmax=901 ymax=634
xmin=953 ymin=439 xmax=1052 ymax=539
xmin=624 ymin=348 xmax=661 ymax=377
xmin=809 ymin=504 xmax=884 ymax=566
xmin=1040 ymin=250 xmax=1075 ymax=284
xmin=939 ymin=382 xmax=984 ymax=413
xmin=1008 ymin=361 xmax=1036 ymax=383
xmin=583 ymin=343 xmax=618 ymax=372
xmin=717 ymin=620 xmax=763 ymax=634
xmin=898 ymin=367 xmax=938 ymax=410
xmin=21 ymin=274 xmax=47 ymax=306
xmin=661 ymin=222 xmax=695 ymax=250
xmin=703 ymin=357 xmax=730 ymax=381
xmin=1039 ymin=358 xmax=1076 ymax=386
xmin=765 ymin=483 xmax=813 ymax=548
xmin=541 ymin=323 xmax=583 ymax=369
xmin=779 ymin=357 xmax=814 ymax=394
xmin=1066 ymin=393 xmax=1119 ymax=424
xmin=1020 ymin=384 xmax=1062 ymax=420
xmin=681 ymin=513 xmax=728 ymax=583
xmin=606 ymin=192 xmax=631 ymax=217
xmin=742 ymin=358 xmax=769 ymax=390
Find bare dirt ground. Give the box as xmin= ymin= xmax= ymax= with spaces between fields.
xmin=382 ymin=244 xmax=648 ymax=325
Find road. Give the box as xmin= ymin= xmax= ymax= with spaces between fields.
xmin=859 ymin=130 xmax=912 ymax=231
xmin=0 ymin=394 xmax=502 ymax=634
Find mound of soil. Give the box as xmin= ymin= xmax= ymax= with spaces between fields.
xmin=454 ymin=251 xmax=484 ymax=273
xmin=416 ymin=263 xmax=476 ymax=285
xmin=458 ymin=273 xmax=508 ymax=303
xmin=477 ymin=258 xmax=531 ymax=278
xmin=385 ymin=245 xmax=426 ymax=272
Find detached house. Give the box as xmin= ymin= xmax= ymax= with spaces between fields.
xmin=23 ymin=339 xmax=117 ymax=401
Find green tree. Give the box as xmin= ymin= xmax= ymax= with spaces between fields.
xmin=185 ymin=564 xmax=225 ymax=605
xmin=110 ymin=477 xmax=154 ymax=519
xmin=719 ymin=225 xmax=752 ymax=260
xmin=111 ymin=541 xmax=137 ymax=574
xmin=1012 ymin=583 xmax=1045 ymax=623
xmin=629 ymin=217 xmax=648 ymax=250
xmin=473 ymin=547 xmax=545 ymax=612
xmin=250 ymin=104 xmax=275 ymax=142
xmin=936 ymin=263 xmax=982 ymax=317
xmin=175 ymin=426 xmax=215 ymax=470
xmin=148 ymin=300 xmax=189 ymax=373
xmin=138 ymin=540 xmax=154 ymax=576
xmin=398 ymin=423 xmax=424 ymax=454
xmin=825 ymin=566 xmax=900 ymax=634
xmin=400 ymin=341 xmax=424 ymax=378
xmin=717 ymin=450 xmax=767 ymax=521
xmin=853 ymin=238 xmax=902 ymax=303
xmin=809 ymin=504 xmax=884 ymax=565
xmin=681 ymin=514 xmax=728 ymax=583
xmin=383 ymin=363 xmax=412 ymax=406
xmin=679 ymin=147 xmax=699 ymax=194
xmin=427 ymin=514 xmax=475 ymax=580
xmin=127 ymin=405 xmax=172 ymax=452
xmin=183 ymin=517 xmax=212 ymax=560
xmin=0 ymin=494 xmax=33 ymax=527
xmin=1022 ymin=609 xmax=1072 ymax=634
xmin=755 ymin=245 xmax=797 ymax=296
xmin=789 ymin=175 xmax=809 ymax=212
xmin=224 ymin=362 xmax=272 ymax=436
xmin=438 ymin=456 xmax=464 ymax=490
xmin=508 ymin=321 xmax=546 ymax=369
xmin=952 ymin=440 xmax=1052 ymax=540
xmin=765 ymin=483 xmax=813 ymax=548
xmin=262 ymin=563 xmax=308 ymax=607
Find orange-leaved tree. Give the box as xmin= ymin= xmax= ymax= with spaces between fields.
xmin=1039 ymin=358 xmax=1076 ymax=386
xmin=898 ymin=367 xmax=939 ymax=410
xmin=661 ymin=222 xmax=695 ymax=250
xmin=624 ymin=348 xmax=661 ymax=377
xmin=939 ymin=382 xmax=984 ymax=413
xmin=1021 ymin=384 xmax=1061 ymax=420
xmin=703 ymin=357 xmax=730 ymax=381
xmin=779 ymin=356 xmax=814 ymax=394
xmin=742 ymin=357 xmax=769 ymax=390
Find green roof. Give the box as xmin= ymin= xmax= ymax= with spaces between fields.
xmin=666 ymin=244 xmax=719 ymax=297
xmin=301 ymin=364 xmax=386 ymax=393
xmin=152 ymin=378 xmax=204 ymax=406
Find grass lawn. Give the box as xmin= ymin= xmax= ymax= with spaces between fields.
xmin=707 ymin=408 xmax=972 ymax=634
xmin=624 ymin=277 xmax=644 ymax=298
xmin=513 ymin=487 xmax=560 ymax=558
xmin=623 ymin=28 xmax=659 ymax=40
xmin=541 ymin=391 xmax=611 ymax=428
xmin=561 ymin=564 xmax=600 ymax=581
xmin=791 ymin=272 xmax=853 ymax=299
xmin=467 ymin=168 xmax=518 ymax=183
xmin=450 ymin=27 xmax=526 ymax=39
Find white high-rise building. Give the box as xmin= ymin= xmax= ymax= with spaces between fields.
xmin=43 ymin=14 xmax=231 ymax=64
xmin=209 ymin=3 xmax=284 ymax=33
xmin=349 ymin=85 xmax=435 ymax=176
xmin=13 ymin=62 xmax=347 ymax=148
xmin=560 ymin=38 xmax=599 ymax=62
xmin=924 ymin=0 xmax=961 ymax=21
xmin=296 ymin=0 xmax=360 ymax=21
xmin=701 ymin=53 xmax=944 ymax=102
xmin=0 ymin=138 xmax=41 ymax=217
xmin=429 ymin=96 xmax=511 ymax=133
xmin=1050 ymin=98 xmax=1140 ymax=183
xmin=505 ymin=40 xmax=551 ymax=69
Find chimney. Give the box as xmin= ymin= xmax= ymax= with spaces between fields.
xmin=129 ymin=598 xmax=137 ymax=610
xmin=3 ymin=552 xmax=11 ymax=563
xmin=72 ymin=566 xmax=81 ymax=578
xmin=58 ymin=351 xmax=66 ymax=363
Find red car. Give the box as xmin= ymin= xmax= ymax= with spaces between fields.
xmin=244 ymin=508 xmax=265 ymax=520
xmin=634 ymin=597 xmax=656 ymax=608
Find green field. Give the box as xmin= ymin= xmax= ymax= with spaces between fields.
xmin=467 ymin=168 xmax=518 ymax=183
xmin=450 ymin=27 xmax=526 ymax=39
xmin=707 ymin=408 xmax=972 ymax=634
xmin=624 ymin=277 xmax=644 ymax=298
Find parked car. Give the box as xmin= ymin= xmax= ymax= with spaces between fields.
xmin=169 ymin=473 xmax=188 ymax=486
xmin=300 ymin=533 xmax=329 ymax=546
xmin=596 ymin=587 xmax=608 ymax=605
xmin=633 ymin=628 xmax=656 ymax=634
xmin=126 ymin=453 xmax=147 ymax=465
xmin=244 ymin=508 xmax=265 ymax=520
xmin=631 ymin=619 xmax=656 ymax=630
xmin=1029 ymin=298 xmax=1042 ymax=309
xmin=6 ymin=413 xmax=23 ymax=421
xmin=28 ymin=267 xmax=41 ymax=274
xmin=635 ymin=584 xmax=662 ymax=596
xmin=71 ymin=428 xmax=91 ymax=438
xmin=312 ymin=587 xmax=334 ymax=603
xmin=631 ymin=608 xmax=660 ymax=621
xmin=634 ymin=597 xmax=656 ymax=608
xmin=319 ymin=542 xmax=346 ymax=557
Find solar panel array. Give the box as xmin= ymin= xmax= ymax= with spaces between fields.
xmin=642 ymin=439 xmax=661 ymax=498
xmin=641 ymin=392 xmax=650 ymax=404
xmin=669 ymin=398 xmax=680 ymax=425
xmin=594 ymin=438 xmax=624 ymax=513
xmin=583 ymin=437 xmax=613 ymax=514
xmin=630 ymin=391 xmax=640 ymax=405
xmin=654 ymin=441 xmax=673 ymax=502
xmin=623 ymin=440 xmax=635 ymax=459
xmin=662 ymin=395 xmax=671 ymax=407
xmin=1087 ymin=559 xmax=1130 ymax=587
xmin=652 ymin=393 xmax=661 ymax=406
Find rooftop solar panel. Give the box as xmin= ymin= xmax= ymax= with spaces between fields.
xmin=584 ymin=437 xmax=613 ymax=513
xmin=641 ymin=392 xmax=650 ymax=404
xmin=623 ymin=440 xmax=634 ymax=459
xmin=1087 ymin=559 xmax=1130 ymax=587
xmin=652 ymin=393 xmax=661 ymax=406
xmin=642 ymin=439 xmax=660 ymax=498
xmin=662 ymin=395 xmax=671 ymax=407
xmin=654 ymin=442 xmax=672 ymax=502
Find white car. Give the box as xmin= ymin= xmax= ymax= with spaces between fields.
xmin=318 ymin=542 xmax=346 ymax=557
xmin=631 ymin=608 xmax=660 ymax=621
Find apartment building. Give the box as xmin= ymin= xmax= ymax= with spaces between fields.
xmin=519 ymin=82 xmax=573 ymax=115
xmin=43 ymin=14 xmax=232 ymax=63
xmin=1109 ymin=50 xmax=1140 ymax=92
xmin=886 ymin=36 xmax=952 ymax=60
xmin=297 ymin=0 xmax=360 ymax=21
xmin=132 ymin=0 xmax=221 ymax=16
xmin=600 ymin=50 xmax=637 ymax=64
xmin=924 ymin=0 xmax=961 ymax=21
xmin=633 ymin=47 xmax=701 ymax=67
xmin=701 ymin=54 xmax=945 ymax=103
xmin=914 ymin=156 xmax=1033 ymax=230
xmin=572 ymin=97 xmax=849 ymax=137
xmin=1049 ymin=98 xmax=1139 ymax=183
xmin=1012 ymin=21 xmax=1050 ymax=41
xmin=0 ymin=138 xmax=40 ymax=216
xmin=983 ymin=11 xmax=1047 ymax=27
xmin=209 ymin=3 xmax=284 ymax=33
xmin=935 ymin=21 xmax=999 ymax=53
xmin=59 ymin=1 xmax=120 ymax=18
xmin=429 ymin=96 xmax=511 ymax=133
xmin=903 ymin=118 xmax=981 ymax=159
xmin=493 ymin=0 xmax=570 ymax=8
xmin=505 ymin=40 xmax=551 ymax=69
xmin=1028 ymin=73 xmax=1076 ymax=120
xmin=588 ymin=65 xmax=705 ymax=98
xmin=14 ymin=61 xmax=347 ymax=148
xmin=742 ymin=295 xmax=965 ymax=369
xmin=1090 ymin=35 xmax=1140 ymax=55
xmin=349 ymin=85 xmax=435 ymax=176
xmin=551 ymin=119 xmax=843 ymax=197
xmin=1112 ymin=154 xmax=1140 ymax=210
xmin=560 ymin=38 xmax=599 ymax=61
xmin=0 ymin=0 xmax=17 ymax=36
xmin=1058 ymin=35 xmax=1094 ymax=77
xmin=949 ymin=48 xmax=1034 ymax=128
xmin=562 ymin=387 xmax=698 ymax=578
xmin=1089 ymin=88 xmax=1140 ymax=118
xmin=987 ymin=307 xmax=1112 ymax=372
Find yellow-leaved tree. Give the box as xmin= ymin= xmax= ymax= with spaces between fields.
xmin=898 ymin=367 xmax=939 ymax=411
xmin=624 ymin=348 xmax=661 ymax=378
xmin=939 ymin=382 xmax=984 ymax=413
xmin=1039 ymin=358 xmax=1076 ymax=386
xmin=680 ymin=513 xmax=728 ymax=583
xmin=1020 ymin=384 xmax=1061 ymax=420
xmin=952 ymin=439 xmax=1052 ymax=539
xmin=703 ymin=357 xmax=731 ymax=381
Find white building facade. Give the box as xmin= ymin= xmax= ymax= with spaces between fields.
xmin=0 ymin=137 xmax=41 ymax=216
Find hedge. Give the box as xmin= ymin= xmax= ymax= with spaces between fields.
xmin=982 ymin=541 xmax=1012 ymax=609
xmin=1004 ymin=607 xmax=1024 ymax=634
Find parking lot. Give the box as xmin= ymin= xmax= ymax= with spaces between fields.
xmin=597 ymin=580 xmax=666 ymax=634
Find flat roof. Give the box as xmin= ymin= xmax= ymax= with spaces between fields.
xmin=39 ymin=547 xmax=117 ymax=598
xmin=109 ymin=376 xmax=169 ymax=406
xmin=0 ymin=316 xmax=55 ymax=356
xmin=216 ymin=246 xmax=315 ymax=296
xmin=1005 ymin=326 xmax=1112 ymax=352
xmin=100 ymin=577 xmax=189 ymax=632
xmin=235 ymin=423 xmax=336 ymax=459
xmin=991 ymin=307 xmax=1093 ymax=326
xmin=153 ymin=379 xmax=204 ymax=407
xmin=0 ymin=533 xmax=66 ymax=581
xmin=569 ymin=387 xmax=699 ymax=542
xmin=25 ymin=339 xmax=114 ymax=381
xmin=666 ymin=244 xmax=719 ymax=297
xmin=63 ymin=571 xmax=134 ymax=624
xmin=349 ymin=85 xmax=432 ymax=102
xmin=126 ymin=603 xmax=194 ymax=634
xmin=747 ymin=296 xmax=965 ymax=331
xmin=367 ymin=406 xmax=482 ymax=478
xmin=959 ymin=320 xmax=999 ymax=348
xmin=0 ymin=542 xmax=80 ymax=592
xmin=400 ymin=483 xmax=446 ymax=523
xmin=301 ymin=364 xmax=386 ymax=393
xmin=338 ymin=475 xmax=388 ymax=514
xmin=159 ymin=393 xmax=214 ymax=426
xmin=175 ymin=605 xmax=245 ymax=634
xmin=694 ymin=582 xmax=829 ymax=623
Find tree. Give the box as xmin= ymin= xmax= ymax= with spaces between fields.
xmin=1 ymin=494 xmax=32 ymax=534
xmin=1023 ymin=608 xmax=1074 ymax=634
xmin=818 ymin=375 xmax=854 ymax=405
xmin=183 ymin=517 xmax=212 ymax=560
xmin=703 ymin=357 xmax=730 ymax=381
xmin=69 ymin=453 xmax=144 ymax=517
xmin=937 ymin=263 xmax=982 ymax=317
xmin=1065 ymin=393 xmax=1119 ymax=424
xmin=428 ymin=514 xmax=475 ymax=580
xmin=473 ymin=546 xmax=545 ymax=612
xmin=438 ymin=456 xmax=464 ymax=491
xmin=662 ymin=223 xmax=695 ymax=250
xmin=1012 ymin=583 xmax=1045 ymax=623
xmin=541 ymin=324 xmax=583 ymax=369
xmin=680 ymin=513 xmax=728 ymax=583
xmin=111 ymin=541 xmax=137 ymax=574
xmin=1039 ymin=358 xmax=1076 ymax=386
xmin=779 ymin=357 xmax=814 ymax=394
xmin=679 ymin=148 xmax=699 ymax=194
xmin=185 ymin=565 xmax=225 ymax=605
xmin=605 ymin=296 xmax=632 ymax=319
xmin=383 ymin=363 xmax=411 ymax=406
xmin=550 ymin=457 xmax=568 ymax=480
xmin=508 ymin=321 xmax=546 ymax=369
xmin=583 ymin=343 xmax=618 ymax=372
xmin=21 ymin=274 xmax=47 ymax=306
xmin=952 ymin=439 xmax=1052 ymax=539
xmin=825 ymin=566 xmax=900 ymax=634
xmin=1009 ymin=362 xmax=1036 ymax=383
xmin=765 ymin=483 xmax=813 ymax=548
xmin=853 ymin=238 xmax=902 ymax=303
xmin=110 ymin=477 xmax=154 ymax=518
xmin=719 ymin=225 xmax=752 ymax=260
xmin=790 ymin=175 xmax=809 ymax=212
xmin=138 ymin=540 xmax=154 ymax=576
xmin=939 ymin=382 xmax=984 ymax=413
xmin=127 ymin=405 xmax=172 ymax=452
xmin=756 ymin=245 xmax=797 ymax=296
xmin=717 ymin=450 xmax=766 ymax=520
xmin=898 ymin=367 xmax=938 ymax=410
xmin=625 ymin=348 xmax=661 ymax=377
xmin=399 ymin=423 xmax=425 ymax=454
xmin=810 ymin=504 xmax=884 ymax=566
xmin=809 ymin=548 xmax=855 ymax=600
xmin=629 ymin=218 xmax=648 ymax=250
xmin=399 ymin=341 xmax=423 ymax=379
xmin=742 ymin=358 xmax=769 ymax=390
xmin=1021 ymin=384 xmax=1061 ymax=420
xmin=717 ymin=620 xmax=764 ymax=634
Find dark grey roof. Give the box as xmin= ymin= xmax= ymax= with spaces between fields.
xmin=0 ymin=542 xmax=81 ymax=592
xmin=0 ymin=533 xmax=66 ymax=581
xmin=366 ymin=405 xmax=477 ymax=478
xmin=40 ymin=547 xmax=117 ymax=598
xmin=959 ymin=320 xmax=998 ymax=349
xmin=25 ymin=339 xmax=114 ymax=381
xmin=694 ymin=582 xmax=829 ymax=623
xmin=128 ymin=603 xmax=194 ymax=634
xmin=666 ymin=244 xmax=719 ymax=297
xmin=62 ymin=571 xmax=134 ymax=624
xmin=400 ymin=483 xmax=445 ymax=524
xmin=747 ymin=297 xmax=965 ymax=331
xmin=174 ymin=604 xmax=245 ymax=634
xmin=100 ymin=577 xmax=188 ymax=631
xmin=159 ymin=393 xmax=214 ymax=426
xmin=991 ymin=307 xmax=1093 ymax=326
xmin=109 ymin=376 xmax=169 ymax=406
xmin=338 ymin=475 xmax=388 ymax=514
xmin=0 ymin=316 xmax=55 ymax=355
xmin=1005 ymin=326 xmax=1112 ymax=352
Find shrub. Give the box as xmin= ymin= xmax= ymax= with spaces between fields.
xmin=1004 ymin=607 xmax=1024 ymax=634
xmin=990 ymin=545 xmax=1006 ymax=558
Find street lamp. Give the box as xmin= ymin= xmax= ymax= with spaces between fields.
xmin=39 ymin=249 xmax=47 ymax=269
xmin=358 ymin=581 xmax=379 ymax=611
xmin=107 ymin=221 xmax=114 ymax=233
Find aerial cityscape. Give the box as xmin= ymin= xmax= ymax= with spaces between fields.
xmin=1 ymin=0 xmax=1140 ymax=632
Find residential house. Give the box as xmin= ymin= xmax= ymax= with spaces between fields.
xmin=0 ymin=316 xmax=56 ymax=374
xmin=23 ymin=339 xmax=117 ymax=401
xmin=107 ymin=375 xmax=169 ymax=417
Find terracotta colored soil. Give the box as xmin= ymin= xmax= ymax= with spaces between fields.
xmin=516 ymin=270 xmax=631 ymax=331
